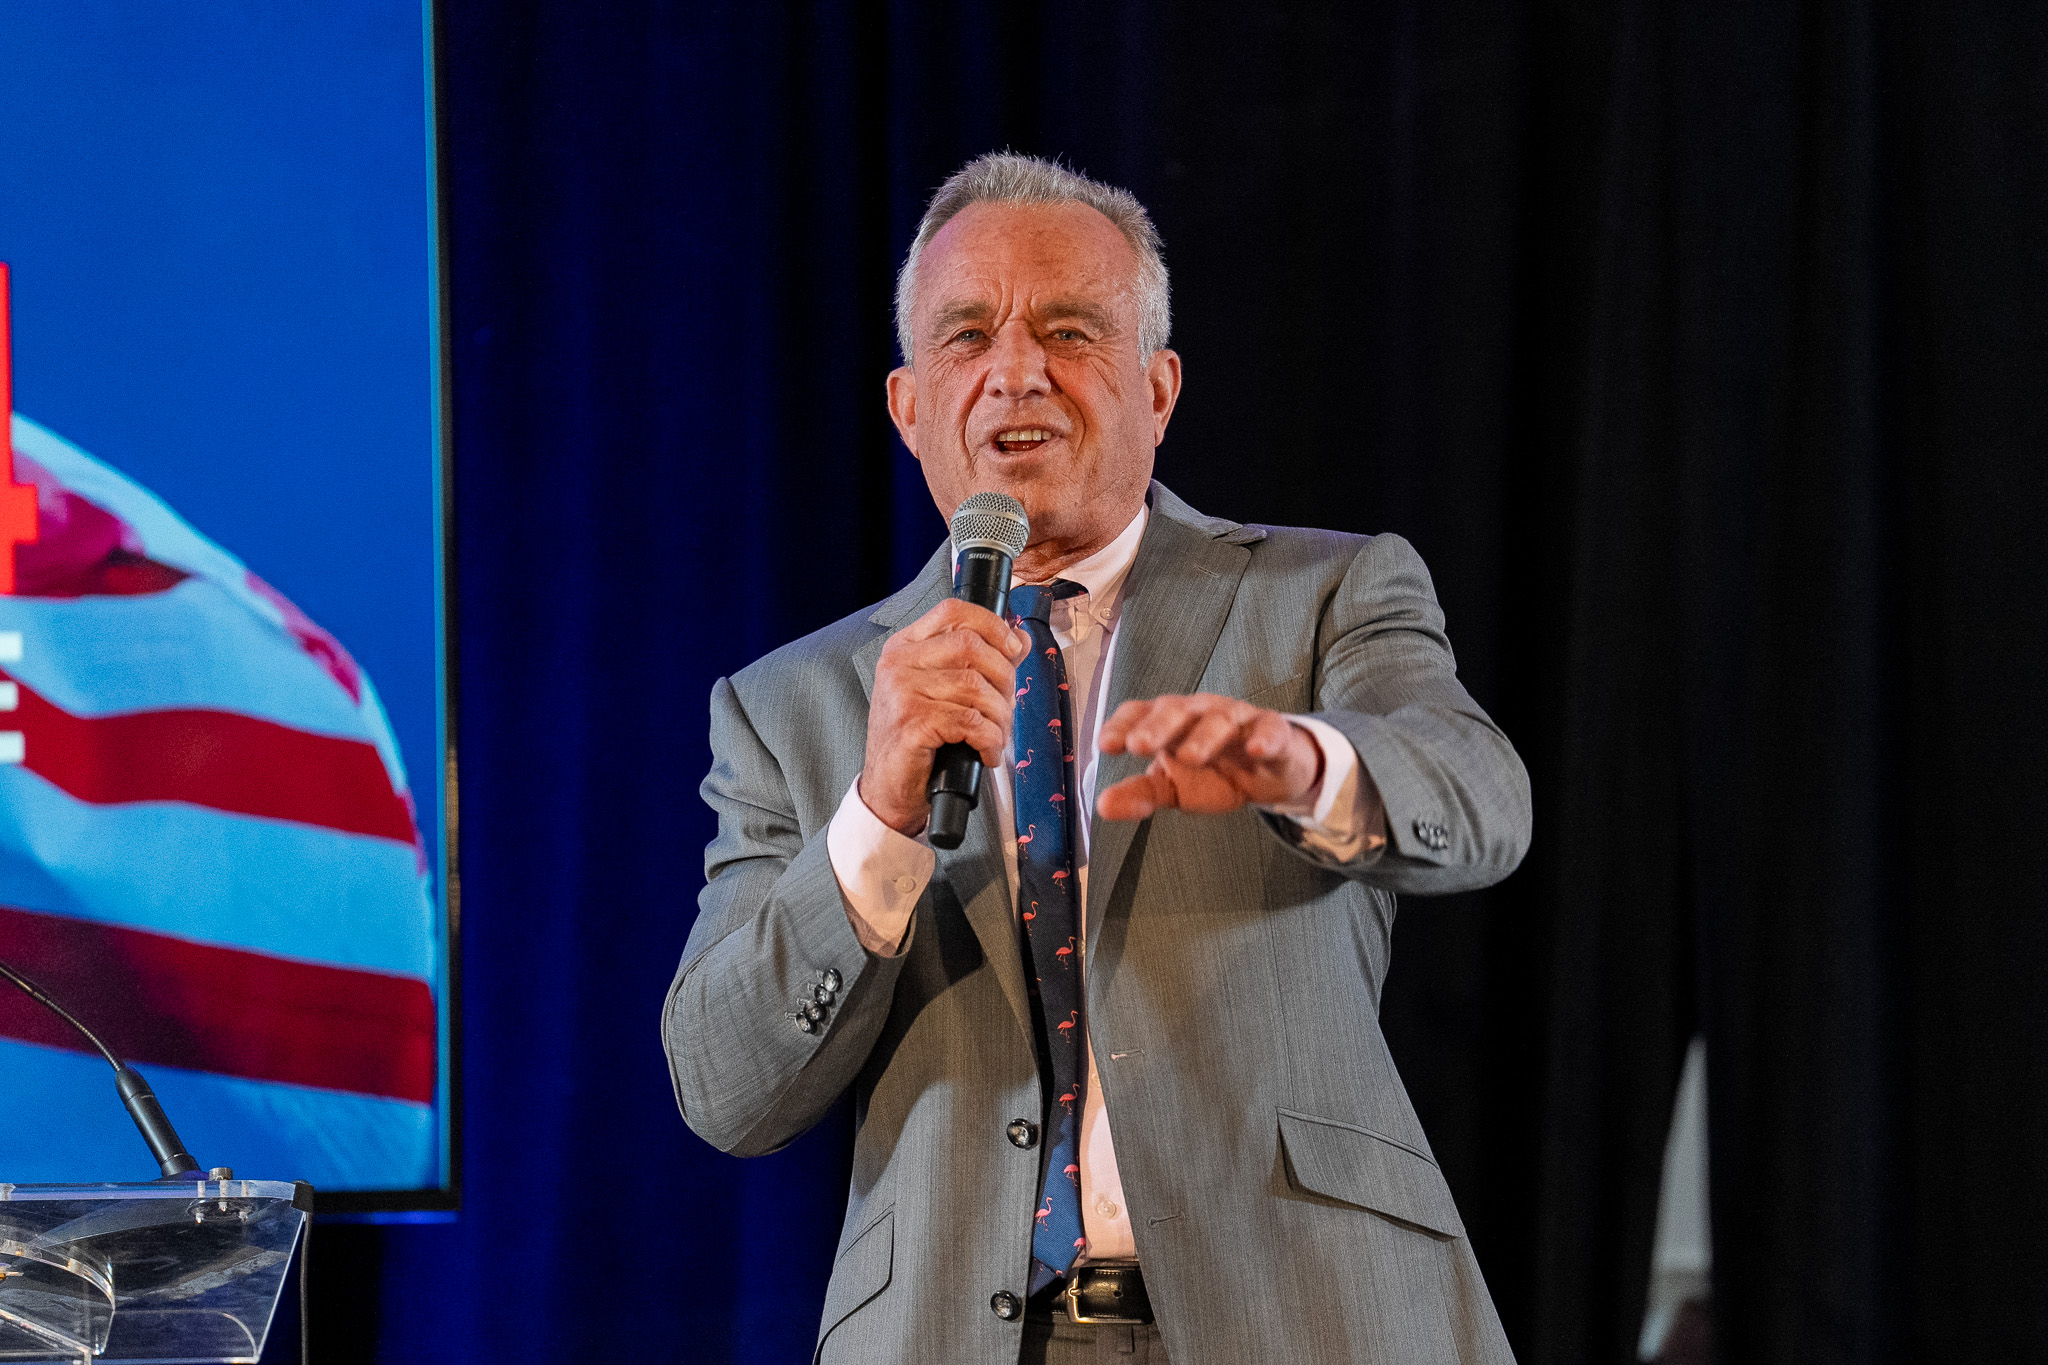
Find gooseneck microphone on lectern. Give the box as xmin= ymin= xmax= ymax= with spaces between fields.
xmin=927 ymin=492 xmax=1031 ymax=850
xmin=0 ymin=955 xmax=203 ymax=1179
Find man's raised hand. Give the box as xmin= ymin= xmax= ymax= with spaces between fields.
xmin=860 ymin=598 xmax=1032 ymax=836
xmin=1096 ymin=693 xmax=1323 ymax=821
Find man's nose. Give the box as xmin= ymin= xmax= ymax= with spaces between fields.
xmin=983 ymin=321 xmax=1050 ymax=399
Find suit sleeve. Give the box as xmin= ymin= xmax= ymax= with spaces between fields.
xmin=661 ymin=674 xmax=907 ymax=1156
xmin=1262 ymin=531 xmax=1532 ymax=895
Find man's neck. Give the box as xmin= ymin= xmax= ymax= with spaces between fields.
xmin=1012 ymin=541 xmax=1108 ymax=584
xmin=1010 ymin=502 xmax=1149 ymax=584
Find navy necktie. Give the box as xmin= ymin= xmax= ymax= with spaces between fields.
xmin=1008 ymin=579 xmax=1089 ymax=1292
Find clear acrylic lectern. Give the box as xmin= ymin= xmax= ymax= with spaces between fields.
xmin=0 ymin=1179 xmax=309 ymax=1363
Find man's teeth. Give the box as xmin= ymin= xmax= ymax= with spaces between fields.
xmin=996 ymin=429 xmax=1053 ymax=442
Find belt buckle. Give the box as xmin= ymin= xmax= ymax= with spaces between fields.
xmin=1061 ymin=1265 xmax=1144 ymax=1326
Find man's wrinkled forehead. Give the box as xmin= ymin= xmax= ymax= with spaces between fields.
xmin=912 ymin=201 xmax=1140 ymax=331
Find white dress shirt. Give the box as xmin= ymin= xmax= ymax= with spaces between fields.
xmin=825 ymin=504 xmax=1387 ymax=1261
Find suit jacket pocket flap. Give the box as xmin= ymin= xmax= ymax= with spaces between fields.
xmin=1278 ymin=1110 xmax=1465 ymax=1238
xmin=820 ymin=1209 xmax=893 ymax=1334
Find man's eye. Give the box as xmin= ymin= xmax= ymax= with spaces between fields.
xmin=950 ymin=329 xmax=986 ymax=344
xmin=1050 ymin=329 xmax=1085 ymax=342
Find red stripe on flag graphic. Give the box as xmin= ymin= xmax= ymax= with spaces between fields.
xmin=0 ymin=904 xmax=433 ymax=1102
xmin=2 ymin=673 xmax=417 ymax=845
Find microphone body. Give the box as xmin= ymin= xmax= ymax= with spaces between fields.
xmin=116 ymin=1064 xmax=202 ymax=1179
xmin=926 ymin=493 xmax=1031 ymax=850
xmin=926 ymin=547 xmax=1013 ymax=848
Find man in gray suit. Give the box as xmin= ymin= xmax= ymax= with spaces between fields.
xmin=665 ymin=153 xmax=1531 ymax=1364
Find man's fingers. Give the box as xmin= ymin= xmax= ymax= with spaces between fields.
xmin=1097 ymin=768 xmax=1177 ymax=821
xmin=889 ymin=628 xmax=1018 ymax=699
xmin=1243 ymin=709 xmax=1296 ymax=761
xmin=1173 ymin=708 xmax=1250 ymax=766
xmin=1106 ymin=694 xmax=1240 ymax=751
xmin=898 ymin=597 xmax=1029 ymax=661
xmin=891 ymin=598 xmax=1027 ymax=683
xmin=896 ymin=596 xmax=999 ymax=641
xmin=1098 ymin=754 xmax=1246 ymax=819
xmin=968 ymin=710 xmax=1008 ymax=769
xmin=914 ymin=701 xmax=1007 ymax=769
xmin=1121 ymin=696 xmax=1206 ymax=757
xmin=1123 ymin=695 xmax=1262 ymax=764
xmin=1099 ymin=698 xmax=1151 ymax=754
xmin=1098 ymin=697 xmax=1323 ymax=817
xmin=912 ymin=705 xmax=1006 ymax=771
xmin=875 ymin=655 xmax=1013 ymax=736
xmin=910 ymin=666 xmax=1010 ymax=719
xmin=1099 ymin=696 xmax=1323 ymax=818
xmin=930 ymin=674 xmax=1015 ymax=761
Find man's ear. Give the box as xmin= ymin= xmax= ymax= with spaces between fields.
xmin=1146 ymin=348 xmax=1183 ymax=446
xmin=886 ymin=366 xmax=919 ymax=458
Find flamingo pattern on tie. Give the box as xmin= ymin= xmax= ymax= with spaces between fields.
xmin=1007 ymin=579 xmax=1090 ymax=1294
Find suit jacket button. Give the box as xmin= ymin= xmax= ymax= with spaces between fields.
xmin=1006 ymin=1119 xmax=1039 ymax=1149
xmin=822 ymin=969 xmax=843 ymax=993
xmin=793 ymin=1015 xmax=817 ymax=1034
xmin=990 ymin=1291 xmax=1022 ymax=1320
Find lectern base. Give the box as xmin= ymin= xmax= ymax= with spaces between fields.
xmin=0 ymin=1179 xmax=309 ymax=1363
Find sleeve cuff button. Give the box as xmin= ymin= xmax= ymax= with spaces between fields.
xmin=1412 ymin=818 xmax=1451 ymax=851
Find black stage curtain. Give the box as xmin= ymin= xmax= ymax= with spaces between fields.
xmin=302 ymin=2 xmax=2045 ymax=1361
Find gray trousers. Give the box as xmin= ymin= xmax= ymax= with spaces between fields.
xmin=1021 ymin=1315 xmax=1171 ymax=1364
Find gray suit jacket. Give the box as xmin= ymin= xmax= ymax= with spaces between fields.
xmin=665 ymin=484 xmax=1530 ymax=1364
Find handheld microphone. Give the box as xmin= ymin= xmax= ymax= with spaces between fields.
xmin=927 ymin=492 xmax=1030 ymax=850
xmin=0 ymin=955 xmax=202 ymax=1179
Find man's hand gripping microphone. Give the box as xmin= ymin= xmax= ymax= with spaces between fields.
xmin=926 ymin=492 xmax=1030 ymax=849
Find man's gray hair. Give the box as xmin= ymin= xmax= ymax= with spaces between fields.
xmin=894 ymin=152 xmax=1171 ymax=362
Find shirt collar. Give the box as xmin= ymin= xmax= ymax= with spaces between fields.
xmin=1020 ymin=503 xmax=1146 ymax=645
xmin=1023 ymin=502 xmax=1148 ymax=604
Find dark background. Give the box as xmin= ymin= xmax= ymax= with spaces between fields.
xmin=294 ymin=0 xmax=2046 ymax=1361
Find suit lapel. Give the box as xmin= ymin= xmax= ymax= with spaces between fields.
xmin=941 ymin=788 xmax=1035 ymax=1049
xmin=1086 ymin=491 xmax=1256 ymax=949
xmin=853 ymin=542 xmax=951 ymax=700
xmin=854 ymin=541 xmax=1038 ymax=1048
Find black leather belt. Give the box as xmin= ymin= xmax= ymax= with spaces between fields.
xmin=1029 ymin=1262 xmax=1153 ymax=1325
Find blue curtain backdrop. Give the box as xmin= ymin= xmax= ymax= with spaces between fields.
xmin=292 ymin=1 xmax=2045 ymax=1362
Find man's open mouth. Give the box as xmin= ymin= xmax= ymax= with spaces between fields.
xmin=993 ymin=428 xmax=1055 ymax=454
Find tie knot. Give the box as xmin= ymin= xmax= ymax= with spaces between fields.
xmin=1010 ymin=579 xmax=1085 ymax=624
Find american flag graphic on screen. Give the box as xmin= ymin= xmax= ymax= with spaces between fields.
xmin=0 ymin=303 xmax=438 ymax=1187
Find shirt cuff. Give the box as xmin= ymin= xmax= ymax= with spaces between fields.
xmin=1258 ymin=716 xmax=1389 ymax=862
xmin=827 ymin=778 xmax=934 ymax=957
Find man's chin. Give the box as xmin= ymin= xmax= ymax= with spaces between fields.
xmin=931 ymin=453 xmax=1146 ymax=547
xmin=950 ymin=463 xmax=1061 ymax=522
xmin=977 ymin=443 xmax=1066 ymax=487
xmin=997 ymin=485 xmax=1081 ymax=543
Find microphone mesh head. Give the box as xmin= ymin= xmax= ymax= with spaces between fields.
xmin=949 ymin=492 xmax=1030 ymax=558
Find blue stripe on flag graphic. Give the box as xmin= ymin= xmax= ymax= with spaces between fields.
xmin=0 ymin=582 xmax=379 ymax=740
xmin=0 ymin=1036 xmax=435 ymax=1189
xmin=0 ymin=767 xmax=433 ymax=979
